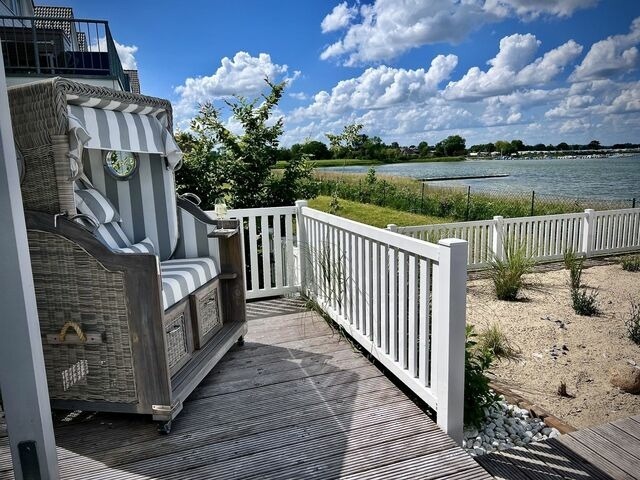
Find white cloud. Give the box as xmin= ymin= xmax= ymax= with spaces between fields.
xmin=289 ymin=92 xmax=309 ymax=100
xmin=91 ymin=37 xmax=138 ymax=70
xmin=115 ymin=41 xmax=138 ymax=70
xmin=320 ymin=0 xmax=596 ymax=65
xmin=483 ymin=0 xmax=598 ymax=20
xmin=570 ymin=17 xmax=640 ymax=81
xmin=321 ymin=2 xmax=357 ymax=33
xmin=293 ymin=54 xmax=457 ymax=119
xmin=444 ymin=34 xmax=582 ymax=100
xmin=173 ymin=52 xmax=297 ymax=127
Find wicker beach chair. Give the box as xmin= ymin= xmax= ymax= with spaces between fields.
xmin=8 ymin=77 xmax=247 ymax=432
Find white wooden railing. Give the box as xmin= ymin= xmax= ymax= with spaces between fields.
xmin=296 ymin=200 xmax=467 ymax=443
xmin=212 ymin=206 xmax=299 ymax=300
xmin=395 ymin=208 xmax=640 ymax=269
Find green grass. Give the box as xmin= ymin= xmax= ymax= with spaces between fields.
xmin=275 ymin=158 xmax=382 ymax=169
xmin=274 ymin=156 xmax=466 ymax=169
xmin=308 ymin=195 xmax=452 ymax=228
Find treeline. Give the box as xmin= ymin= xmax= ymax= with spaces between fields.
xmin=277 ymin=124 xmax=467 ymax=163
xmin=278 ymin=127 xmax=640 ymax=163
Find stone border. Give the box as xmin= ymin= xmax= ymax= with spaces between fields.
xmin=490 ymin=380 xmax=576 ymax=434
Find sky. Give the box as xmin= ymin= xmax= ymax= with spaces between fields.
xmin=43 ymin=0 xmax=640 ymax=147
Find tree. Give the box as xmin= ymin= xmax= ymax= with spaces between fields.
xmin=326 ymin=123 xmax=364 ymax=158
xmin=175 ymin=131 xmax=228 ymax=209
xmin=417 ymin=141 xmax=430 ymax=157
xmin=588 ymin=140 xmax=601 ymax=150
xmin=494 ymin=140 xmax=516 ymax=155
xmin=556 ymin=142 xmax=570 ymax=151
xmin=510 ymin=139 xmax=524 ymax=152
xmin=176 ymin=79 xmax=317 ymax=209
xmin=435 ymin=135 xmax=466 ymax=156
xmin=296 ymin=140 xmax=331 ymax=160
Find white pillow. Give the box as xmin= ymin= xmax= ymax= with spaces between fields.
xmin=114 ymin=237 xmax=156 ymax=255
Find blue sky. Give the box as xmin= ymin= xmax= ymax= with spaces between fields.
xmin=45 ymin=0 xmax=640 ymax=146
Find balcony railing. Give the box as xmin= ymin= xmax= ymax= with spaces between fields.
xmin=0 ymin=15 xmax=129 ymax=91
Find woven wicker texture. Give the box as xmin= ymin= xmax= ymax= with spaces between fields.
xmin=8 ymin=77 xmax=175 ymax=214
xmin=29 ymin=230 xmax=137 ymax=403
xmin=198 ymin=287 xmax=221 ymax=336
xmin=164 ymin=312 xmax=188 ymax=370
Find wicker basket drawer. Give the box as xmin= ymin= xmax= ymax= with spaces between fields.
xmin=190 ymin=278 xmax=223 ymax=349
xmin=163 ymin=300 xmax=193 ymax=376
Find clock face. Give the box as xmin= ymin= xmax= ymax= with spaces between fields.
xmin=104 ymin=150 xmax=139 ymax=180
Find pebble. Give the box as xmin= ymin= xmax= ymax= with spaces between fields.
xmin=463 ymin=395 xmax=561 ymax=457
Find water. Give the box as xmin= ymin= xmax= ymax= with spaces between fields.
xmin=322 ymin=155 xmax=640 ymax=201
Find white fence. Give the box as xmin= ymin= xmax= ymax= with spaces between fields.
xmin=215 ymin=202 xmax=469 ymax=442
xmin=212 ymin=206 xmax=299 ymax=300
xmin=297 ymin=201 xmax=467 ymax=443
xmin=395 ymin=208 xmax=640 ymax=269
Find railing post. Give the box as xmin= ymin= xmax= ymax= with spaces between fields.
xmin=295 ymin=200 xmax=309 ymax=294
xmin=386 ymin=223 xmax=398 ymax=232
xmin=433 ymin=238 xmax=467 ymax=445
xmin=491 ymin=215 xmax=504 ymax=260
xmin=581 ymin=209 xmax=595 ymax=257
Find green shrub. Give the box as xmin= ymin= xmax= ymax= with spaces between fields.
xmin=489 ymin=240 xmax=535 ymax=301
xmin=464 ymin=325 xmax=499 ymax=427
xmin=478 ymin=323 xmax=519 ymax=360
xmin=571 ymin=288 xmax=600 ymax=316
xmin=625 ymin=300 xmax=640 ymax=345
xmin=621 ymin=255 xmax=640 ymax=272
xmin=564 ymin=251 xmax=585 ymax=290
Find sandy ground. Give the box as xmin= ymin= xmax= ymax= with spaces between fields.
xmin=467 ymin=261 xmax=640 ymax=430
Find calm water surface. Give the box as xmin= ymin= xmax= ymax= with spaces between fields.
xmin=322 ymin=155 xmax=640 ymax=200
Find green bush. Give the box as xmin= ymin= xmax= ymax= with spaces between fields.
xmin=625 ymin=300 xmax=640 ymax=345
xmin=621 ymin=255 xmax=640 ymax=272
xmin=564 ymin=251 xmax=585 ymax=290
xmin=464 ymin=325 xmax=499 ymax=427
xmin=571 ymin=288 xmax=600 ymax=316
xmin=478 ymin=323 xmax=519 ymax=360
xmin=489 ymin=240 xmax=535 ymax=301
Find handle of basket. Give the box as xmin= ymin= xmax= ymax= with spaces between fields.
xmin=59 ymin=321 xmax=86 ymax=343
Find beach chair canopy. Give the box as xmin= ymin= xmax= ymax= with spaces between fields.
xmin=67 ymin=99 xmax=182 ymax=178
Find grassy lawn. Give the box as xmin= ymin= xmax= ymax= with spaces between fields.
xmin=275 ymin=158 xmax=382 ymax=169
xmin=308 ymin=195 xmax=452 ymax=228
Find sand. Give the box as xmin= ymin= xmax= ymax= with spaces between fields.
xmin=467 ymin=262 xmax=640 ymax=429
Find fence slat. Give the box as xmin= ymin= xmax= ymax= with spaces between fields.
xmin=398 ymin=208 xmax=640 ymax=267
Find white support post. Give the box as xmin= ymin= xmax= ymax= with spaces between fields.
xmin=491 ymin=215 xmax=504 ymax=260
xmin=432 ymin=238 xmax=467 ymax=445
xmin=295 ymin=200 xmax=309 ymax=294
xmin=387 ymin=223 xmax=398 ymax=232
xmin=0 ymin=52 xmax=60 ymax=478
xmin=581 ymin=209 xmax=595 ymax=257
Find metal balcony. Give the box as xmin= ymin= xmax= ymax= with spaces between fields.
xmin=0 ymin=15 xmax=130 ymax=91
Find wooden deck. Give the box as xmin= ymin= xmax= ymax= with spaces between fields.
xmin=477 ymin=414 xmax=640 ymax=479
xmin=0 ymin=299 xmax=489 ymax=479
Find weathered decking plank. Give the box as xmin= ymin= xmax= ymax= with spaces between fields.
xmin=478 ymin=411 xmax=640 ymax=480
xmin=1 ymin=300 xmax=486 ymax=480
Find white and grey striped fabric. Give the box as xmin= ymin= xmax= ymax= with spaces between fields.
xmin=95 ymin=222 xmax=131 ymax=250
xmin=75 ymin=188 xmax=120 ymax=223
xmin=67 ymin=104 xmax=182 ymax=171
xmin=83 ymin=149 xmax=179 ymax=261
xmin=160 ymin=258 xmax=219 ymax=310
xmin=174 ymin=206 xmax=220 ymax=260
xmin=115 ymin=237 xmax=156 ymax=255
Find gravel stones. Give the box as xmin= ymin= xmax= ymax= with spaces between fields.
xmin=463 ymin=397 xmax=561 ymax=457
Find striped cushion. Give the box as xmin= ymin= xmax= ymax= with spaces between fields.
xmin=75 ymin=188 xmax=121 ymax=224
xmin=115 ymin=237 xmax=156 ymax=255
xmin=95 ymin=222 xmax=131 ymax=249
xmin=160 ymin=258 xmax=218 ymax=310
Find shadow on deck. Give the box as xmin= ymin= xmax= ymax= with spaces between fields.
xmin=0 ymin=298 xmax=489 ymax=480
xmin=477 ymin=415 xmax=640 ymax=480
